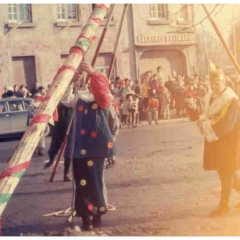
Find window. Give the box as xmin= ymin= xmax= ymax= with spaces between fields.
xmin=149 ymin=4 xmax=168 ymax=19
xmin=8 ymin=101 xmax=24 ymax=112
xmin=178 ymin=4 xmax=188 ymax=21
xmin=12 ymin=56 xmax=37 ymax=91
xmin=0 ymin=103 xmax=7 ymax=113
xmin=96 ymin=66 xmax=116 ymax=82
xmin=7 ymin=4 xmax=32 ymax=22
xmin=95 ymin=53 xmax=116 ymax=81
xmin=57 ymin=4 xmax=78 ymax=21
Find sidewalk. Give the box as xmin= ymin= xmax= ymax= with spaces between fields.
xmin=139 ymin=117 xmax=189 ymax=125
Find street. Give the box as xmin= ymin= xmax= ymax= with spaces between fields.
xmin=1 ymin=119 xmax=240 ymax=236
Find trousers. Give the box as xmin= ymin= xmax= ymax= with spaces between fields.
xmin=217 ymin=169 xmax=240 ymax=207
xmin=48 ymin=123 xmax=70 ymax=174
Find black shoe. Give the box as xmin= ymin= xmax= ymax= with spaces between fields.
xmin=33 ymin=150 xmax=39 ymax=157
xmin=64 ymin=174 xmax=72 ymax=182
xmin=82 ymin=217 xmax=93 ymax=231
xmin=44 ymin=160 xmax=54 ymax=170
xmin=38 ymin=149 xmax=44 ymax=156
xmin=92 ymin=215 xmax=102 ymax=228
xmin=209 ymin=206 xmax=229 ymax=217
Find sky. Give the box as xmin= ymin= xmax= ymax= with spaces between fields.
xmin=194 ymin=4 xmax=240 ymax=40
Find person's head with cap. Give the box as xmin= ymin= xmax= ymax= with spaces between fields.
xmin=208 ymin=59 xmax=226 ymax=95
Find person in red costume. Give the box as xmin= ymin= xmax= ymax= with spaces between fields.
xmin=61 ymin=62 xmax=116 ymax=230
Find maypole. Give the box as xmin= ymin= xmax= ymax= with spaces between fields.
xmin=49 ymin=5 xmax=116 ymax=182
xmin=0 ymin=4 xmax=110 ymax=220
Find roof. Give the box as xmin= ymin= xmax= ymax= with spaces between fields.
xmin=0 ymin=97 xmax=33 ymax=103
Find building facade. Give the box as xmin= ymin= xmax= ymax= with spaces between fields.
xmin=0 ymin=4 xmax=197 ymax=94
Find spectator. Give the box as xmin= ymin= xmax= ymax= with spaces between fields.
xmin=193 ymin=74 xmax=199 ymax=84
xmin=31 ymin=80 xmax=40 ymax=96
xmin=146 ymin=89 xmax=159 ymax=125
xmin=174 ymin=78 xmax=186 ymax=117
xmin=196 ymin=83 xmax=207 ymax=114
xmin=13 ymin=84 xmax=19 ymax=97
xmin=18 ymin=85 xmax=31 ymax=98
xmin=134 ymin=80 xmax=143 ymax=122
xmin=129 ymin=80 xmax=134 ymax=90
xmin=2 ymin=86 xmax=13 ymax=98
xmin=172 ymin=70 xmax=177 ymax=79
xmin=156 ymin=66 xmax=164 ymax=79
xmin=109 ymin=83 xmax=117 ymax=96
xmin=160 ymin=85 xmax=171 ymax=120
xmin=141 ymin=78 xmax=149 ymax=120
xmin=126 ymin=93 xmax=137 ymax=128
xmin=143 ymin=71 xmax=152 ymax=84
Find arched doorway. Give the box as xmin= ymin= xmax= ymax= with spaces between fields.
xmin=138 ymin=49 xmax=187 ymax=81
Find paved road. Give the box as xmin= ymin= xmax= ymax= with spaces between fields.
xmin=1 ymin=120 xmax=240 ymax=236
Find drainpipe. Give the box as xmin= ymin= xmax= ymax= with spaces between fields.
xmin=129 ymin=4 xmax=138 ymax=80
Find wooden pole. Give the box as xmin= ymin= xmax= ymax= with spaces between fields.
xmin=201 ymin=4 xmax=240 ymax=74
xmin=107 ymin=4 xmax=128 ymax=79
xmin=0 ymin=4 xmax=110 ymax=217
xmin=85 ymin=4 xmax=116 ymax=84
xmin=91 ymin=4 xmax=116 ymax=68
xmin=49 ymin=114 xmax=74 ymax=182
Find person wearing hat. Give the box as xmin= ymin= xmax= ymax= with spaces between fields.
xmin=187 ymin=60 xmax=240 ymax=217
xmin=61 ymin=62 xmax=115 ymax=230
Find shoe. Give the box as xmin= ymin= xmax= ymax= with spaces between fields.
xmin=82 ymin=217 xmax=93 ymax=231
xmin=44 ymin=160 xmax=54 ymax=170
xmin=209 ymin=206 xmax=229 ymax=217
xmin=33 ymin=150 xmax=39 ymax=157
xmin=92 ymin=214 xmax=102 ymax=228
xmin=64 ymin=174 xmax=72 ymax=182
xmin=38 ymin=149 xmax=44 ymax=156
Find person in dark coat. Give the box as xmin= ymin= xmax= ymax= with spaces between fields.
xmin=30 ymin=80 xmax=40 ymax=96
xmin=174 ymin=79 xmax=186 ymax=117
xmin=44 ymin=102 xmax=73 ymax=181
xmin=61 ymin=62 xmax=115 ymax=230
xmin=187 ymin=64 xmax=240 ymax=217
xmin=44 ymin=73 xmax=83 ymax=181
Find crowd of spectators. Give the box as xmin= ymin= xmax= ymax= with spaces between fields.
xmin=109 ymin=66 xmax=216 ymax=128
xmin=1 ymin=80 xmax=47 ymax=100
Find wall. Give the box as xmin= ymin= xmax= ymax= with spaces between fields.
xmin=0 ymin=4 xmax=134 ymax=94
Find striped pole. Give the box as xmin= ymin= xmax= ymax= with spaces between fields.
xmin=0 ymin=4 xmax=110 ymax=219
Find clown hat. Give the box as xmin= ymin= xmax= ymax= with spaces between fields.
xmin=208 ymin=59 xmax=224 ymax=82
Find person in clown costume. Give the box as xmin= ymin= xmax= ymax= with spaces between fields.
xmin=61 ymin=62 xmax=115 ymax=230
xmin=187 ymin=59 xmax=240 ymax=217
